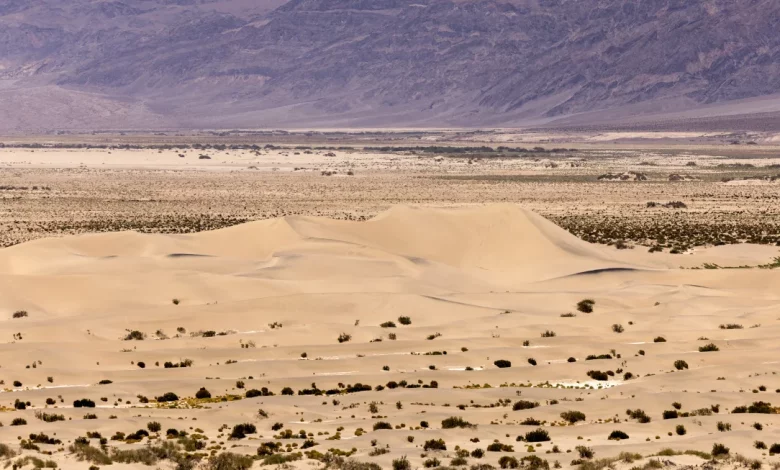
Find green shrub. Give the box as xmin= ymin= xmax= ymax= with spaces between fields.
xmin=195 ymin=387 xmax=211 ymax=399
xmin=156 ymin=392 xmax=178 ymax=403
xmin=380 ymin=321 xmax=396 ymax=328
xmin=674 ymin=360 xmax=688 ymax=370
xmin=626 ymin=409 xmax=651 ymax=423
xmin=699 ymin=343 xmax=719 ymax=352
xmin=398 ymin=316 xmax=412 ymax=325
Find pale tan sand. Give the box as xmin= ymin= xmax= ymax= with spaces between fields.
xmin=0 ymin=204 xmax=777 ymax=469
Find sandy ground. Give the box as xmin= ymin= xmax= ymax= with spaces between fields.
xmin=0 ymin=136 xmax=778 ymax=469
xmin=0 ymin=203 xmax=777 ymax=469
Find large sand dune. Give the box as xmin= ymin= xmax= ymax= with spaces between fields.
xmin=0 ymin=205 xmax=777 ymax=469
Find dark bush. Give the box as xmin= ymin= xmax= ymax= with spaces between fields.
xmin=560 ymin=410 xmax=586 ymax=424
xmin=524 ymin=429 xmax=551 ymax=442
xmin=155 ymin=392 xmax=178 ymax=403
xmin=527 ymin=358 xmax=537 ymax=366
xmin=424 ymin=439 xmax=447 ymax=451
xmin=607 ymin=430 xmax=629 ymax=440
xmin=663 ymin=410 xmax=679 ymax=419
xmin=195 ymin=387 xmax=211 ymax=399
xmin=699 ymin=343 xmax=719 ymax=352
xmin=373 ymin=421 xmax=393 ymax=431
xmin=398 ymin=316 xmax=412 ymax=325
xmin=653 ymin=337 xmax=666 ymax=343
xmin=674 ymin=360 xmax=689 ymax=370
xmin=230 ymin=423 xmax=257 ymax=439
xmin=626 ymin=409 xmax=651 ymax=423
xmin=441 ymin=416 xmax=475 ymax=429
xmin=74 ymin=398 xmax=96 ymax=408
xmin=576 ymin=299 xmax=595 ymax=313
xmin=494 ymin=360 xmax=511 ymax=368
xmin=712 ymin=443 xmax=729 ymax=456
xmin=675 ymin=425 xmax=686 ymax=435
xmin=513 ymin=400 xmax=539 ymax=411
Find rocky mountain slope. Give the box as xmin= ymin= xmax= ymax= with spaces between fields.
xmin=2 ymin=0 xmax=780 ymax=130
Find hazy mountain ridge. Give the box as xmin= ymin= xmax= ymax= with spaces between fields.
xmin=2 ymin=0 xmax=780 ymax=130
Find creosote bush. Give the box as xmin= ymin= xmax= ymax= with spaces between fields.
xmin=699 ymin=343 xmax=719 ymax=352
xmin=576 ymin=299 xmax=595 ymax=313
xmin=494 ymin=360 xmax=512 ymax=368
xmin=607 ymin=430 xmax=629 ymax=440
xmin=560 ymin=411 xmax=586 ymax=424
xmin=513 ymin=400 xmax=539 ymax=411
xmin=674 ymin=360 xmax=689 ymax=370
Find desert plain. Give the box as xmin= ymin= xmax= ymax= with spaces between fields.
xmin=0 ymin=130 xmax=778 ymax=470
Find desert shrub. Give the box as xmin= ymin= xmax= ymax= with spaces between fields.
xmin=607 ymin=430 xmax=629 ymax=440
xmin=471 ymin=449 xmax=485 ymax=458
xmin=442 ymin=416 xmax=475 ymax=429
xmin=392 ymin=456 xmax=411 ymax=470
xmin=83 ymin=413 xmax=97 ymax=419
xmin=561 ymin=313 xmax=576 ymax=317
xmin=338 ymin=333 xmax=352 ymax=343
xmin=156 ymin=392 xmax=179 ymax=402
xmin=769 ymin=443 xmax=780 ymax=455
xmin=494 ymin=360 xmax=512 ymax=368
xmin=0 ymin=443 xmax=14 ymax=459
xmin=567 ymin=357 xmax=576 ymax=362
xmin=611 ymin=324 xmax=624 ymax=333
xmin=110 ymin=448 xmax=158 ymax=465
xmin=626 ymin=409 xmax=651 ymax=423
xmin=653 ymin=337 xmax=666 ymax=343
xmin=398 ymin=316 xmax=412 ymax=325
xmin=585 ymin=354 xmax=612 ymax=360
xmin=147 ymin=421 xmax=161 ymax=432
xmin=541 ymin=330 xmax=556 ymax=337
xmin=674 ymin=360 xmax=689 ymax=370
xmin=487 ymin=442 xmax=514 ymax=452
xmin=746 ymin=401 xmax=773 ymax=413
xmin=35 ymin=411 xmax=65 ymax=422
xmin=195 ymin=387 xmax=211 ymax=399
xmin=672 ymin=402 xmax=682 ymax=410
xmin=662 ymin=410 xmax=678 ymax=419
xmin=246 ymin=388 xmax=273 ymax=398
xmin=587 ymin=370 xmax=609 ymax=381
xmin=528 ymin=358 xmax=537 ymax=366
xmin=69 ymin=443 xmax=112 ymax=465
xmin=576 ymin=446 xmax=594 ymax=459
xmin=699 ymin=343 xmax=719 ymax=352
xmin=560 ymin=410 xmax=586 ymax=424
xmin=719 ymin=324 xmax=743 ymax=329
xmin=74 ymin=398 xmax=96 ymax=408
xmin=711 ymin=443 xmax=729 ymax=456
xmin=513 ymin=400 xmax=539 ymax=411
xmin=524 ymin=429 xmax=550 ymax=442
xmin=380 ymin=321 xmax=396 ymax=328
xmin=450 ymin=456 xmax=468 ymax=467
xmin=520 ymin=456 xmax=550 ymax=470
xmin=499 ymin=456 xmax=520 ymax=468
xmin=204 ymin=452 xmax=255 ymax=470
xmin=521 ymin=418 xmax=541 ymax=425
xmin=12 ymin=310 xmax=28 ymax=318
xmin=716 ymin=421 xmax=731 ymax=432
xmin=123 ymin=330 xmax=146 ymax=341
xmin=675 ymin=425 xmax=686 ymax=435
xmin=230 ymin=423 xmax=257 ymax=439
xmin=424 ymin=439 xmax=447 ymax=451
xmin=576 ymin=299 xmax=595 ymax=313
xmin=373 ymin=421 xmax=392 ymax=431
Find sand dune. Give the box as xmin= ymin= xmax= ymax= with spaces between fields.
xmin=0 ymin=205 xmax=777 ymax=469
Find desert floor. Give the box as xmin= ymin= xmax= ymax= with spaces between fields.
xmin=0 ymin=132 xmax=778 ymax=470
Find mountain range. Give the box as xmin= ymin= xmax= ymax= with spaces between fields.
xmin=2 ymin=0 xmax=780 ymax=131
